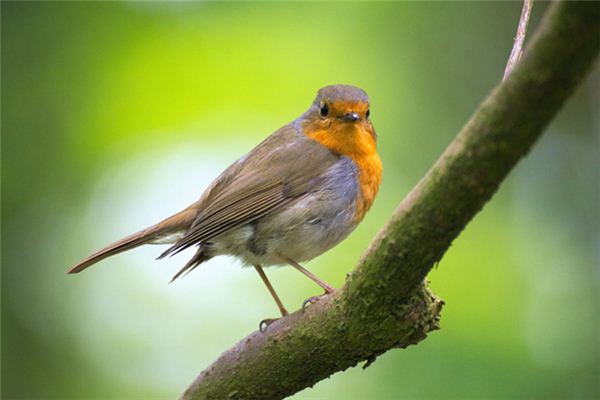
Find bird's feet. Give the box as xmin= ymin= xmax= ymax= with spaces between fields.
xmin=259 ymin=317 xmax=280 ymax=333
xmin=259 ymin=308 xmax=289 ymax=333
xmin=301 ymin=287 xmax=335 ymax=311
xmin=260 ymin=288 xmax=335 ymax=332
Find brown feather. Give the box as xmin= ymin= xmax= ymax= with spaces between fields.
xmin=67 ymin=208 xmax=196 ymax=273
xmin=159 ymin=123 xmax=340 ymax=259
xmin=169 ymin=248 xmax=210 ymax=283
xmin=69 ymin=123 xmax=339 ymax=274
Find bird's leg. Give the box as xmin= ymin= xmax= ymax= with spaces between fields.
xmin=279 ymin=255 xmax=335 ymax=310
xmin=253 ymin=264 xmax=288 ymax=332
xmin=281 ymin=255 xmax=335 ymax=293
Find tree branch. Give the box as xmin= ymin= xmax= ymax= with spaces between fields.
xmin=181 ymin=2 xmax=599 ymax=399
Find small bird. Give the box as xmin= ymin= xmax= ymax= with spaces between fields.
xmin=68 ymin=84 xmax=382 ymax=325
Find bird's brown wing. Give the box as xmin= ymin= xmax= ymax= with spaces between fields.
xmin=159 ymin=123 xmax=339 ymax=258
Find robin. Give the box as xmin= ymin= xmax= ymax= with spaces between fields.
xmin=68 ymin=84 xmax=382 ymax=327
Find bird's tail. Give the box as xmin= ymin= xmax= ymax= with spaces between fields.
xmin=66 ymin=209 xmax=196 ymax=274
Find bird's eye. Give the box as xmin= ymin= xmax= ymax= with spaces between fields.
xmin=366 ymin=109 xmax=370 ymax=118
xmin=320 ymin=103 xmax=329 ymax=117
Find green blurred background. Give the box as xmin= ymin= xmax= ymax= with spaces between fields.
xmin=2 ymin=2 xmax=599 ymax=399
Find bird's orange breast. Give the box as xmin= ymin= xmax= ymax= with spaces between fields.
xmin=304 ymin=122 xmax=382 ymax=221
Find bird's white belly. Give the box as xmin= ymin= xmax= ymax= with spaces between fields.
xmin=208 ymin=194 xmax=358 ymax=267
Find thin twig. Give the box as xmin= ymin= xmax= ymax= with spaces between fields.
xmin=504 ymin=0 xmax=534 ymax=80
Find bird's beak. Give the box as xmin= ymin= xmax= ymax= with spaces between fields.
xmin=340 ymin=112 xmax=360 ymax=122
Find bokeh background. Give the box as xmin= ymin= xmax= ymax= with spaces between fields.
xmin=2 ymin=2 xmax=599 ymax=399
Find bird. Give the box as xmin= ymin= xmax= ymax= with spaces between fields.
xmin=68 ymin=84 xmax=382 ymax=327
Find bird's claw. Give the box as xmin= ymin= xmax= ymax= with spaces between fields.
xmin=259 ymin=318 xmax=279 ymax=333
xmin=302 ymin=294 xmax=327 ymax=311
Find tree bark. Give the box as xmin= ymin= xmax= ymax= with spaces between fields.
xmin=181 ymin=2 xmax=599 ymax=399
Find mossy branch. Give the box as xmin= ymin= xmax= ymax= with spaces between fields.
xmin=181 ymin=2 xmax=599 ymax=399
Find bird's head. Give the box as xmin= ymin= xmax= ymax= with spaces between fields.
xmin=299 ymin=84 xmax=377 ymax=157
